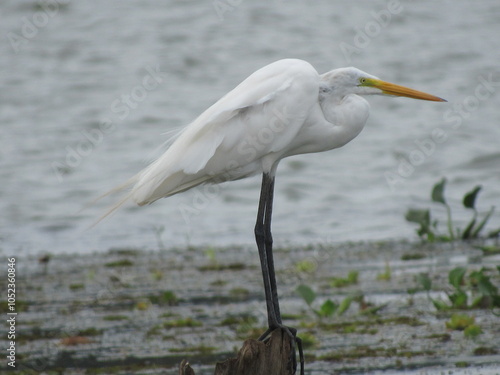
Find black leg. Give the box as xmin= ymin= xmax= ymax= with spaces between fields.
xmin=254 ymin=172 xmax=280 ymax=328
xmin=255 ymin=172 xmax=304 ymax=375
xmin=263 ymin=176 xmax=283 ymax=326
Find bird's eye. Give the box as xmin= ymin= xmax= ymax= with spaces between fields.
xmin=359 ymin=78 xmax=366 ymax=85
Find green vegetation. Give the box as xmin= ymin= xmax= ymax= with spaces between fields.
xmin=210 ymin=279 xmax=228 ymax=286
xmin=300 ymin=316 xmax=422 ymax=336
xmin=406 ymin=178 xmax=499 ymax=242
xmin=197 ymin=262 xmax=246 ymax=271
xmin=105 ymin=259 xmax=134 ymax=267
xmin=464 ymin=324 xmax=483 ymax=339
xmin=318 ymin=345 xmax=435 ymax=362
xmin=473 ymin=346 xmax=498 ymax=356
xmin=108 ymin=248 xmax=140 ymax=256
xmin=296 ymin=284 xmax=353 ymax=319
xmin=150 ymin=269 xmax=164 ymax=281
xmin=416 ymin=267 xmax=500 ymax=311
xmin=196 ymin=247 xmax=248 ymax=272
xmin=103 ymin=315 xmax=129 ymax=321
xmin=295 ymin=259 xmax=317 ymax=274
xmin=330 ymin=270 xmax=359 ymax=287
xmin=445 ymin=313 xmax=475 ymax=330
xmin=0 ymin=300 xmax=29 ymax=313
xmin=377 ymin=263 xmax=391 ymax=281
xmin=148 ymin=290 xmax=178 ymax=306
xmin=415 ymin=266 xmax=500 ymax=338
xmin=229 ymin=287 xmax=250 ymax=298
xmin=477 ymin=245 xmax=500 ymax=256
xmin=401 ymin=253 xmax=425 ymax=261
xmin=204 ymin=247 xmax=217 ymax=262
xmin=298 ymin=331 xmax=318 ymax=349
xmin=169 ymin=345 xmax=216 ymax=354
xmin=135 ymin=301 xmax=151 ymax=311
xmin=163 ymin=317 xmax=202 ymax=328
xmin=446 ymin=314 xmax=482 ymax=338
xmin=220 ymin=313 xmax=258 ymax=327
xmin=69 ymin=283 xmax=85 ymax=291
xmin=77 ymin=327 xmax=102 ymax=336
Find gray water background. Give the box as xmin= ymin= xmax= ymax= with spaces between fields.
xmin=2 ymin=0 xmax=500 ymax=256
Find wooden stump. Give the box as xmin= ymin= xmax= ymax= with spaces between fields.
xmin=179 ymin=328 xmax=296 ymax=375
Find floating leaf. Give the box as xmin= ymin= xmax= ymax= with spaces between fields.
xmin=295 ymin=259 xmax=317 ymax=274
xmin=431 ymin=298 xmax=449 ymax=311
xmin=405 ymin=209 xmax=434 ymax=239
xmin=446 ymin=313 xmax=475 ymax=330
xmin=448 ymin=291 xmax=468 ymax=309
xmin=296 ymin=284 xmax=316 ymax=307
xmin=448 ymin=267 xmax=466 ymax=289
xmin=470 ymin=270 xmax=498 ymax=296
xmin=318 ymin=299 xmax=337 ymax=317
xmin=464 ymin=324 xmax=482 ymax=338
xmin=463 ymin=186 xmax=482 ymax=209
xmin=337 ymin=296 xmax=353 ymax=315
xmin=405 ymin=209 xmax=430 ymax=225
xmin=360 ymin=302 xmax=388 ymax=315
xmin=431 ymin=178 xmax=447 ymax=205
xmin=330 ymin=270 xmax=358 ymax=288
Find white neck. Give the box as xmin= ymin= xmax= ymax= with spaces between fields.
xmin=318 ymin=93 xmax=370 ymax=149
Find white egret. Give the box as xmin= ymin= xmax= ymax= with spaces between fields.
xmin=105 ymin=59 xmax=446 ymax=374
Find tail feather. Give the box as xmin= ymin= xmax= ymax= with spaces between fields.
xmin=87 ymin=174 xmax=139 ymax=227
xmin=132 ymin=171 xmax=213 ymax=205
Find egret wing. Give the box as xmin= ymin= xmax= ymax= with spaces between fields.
xmin=112 ymin=59 xmax=320 ymax=208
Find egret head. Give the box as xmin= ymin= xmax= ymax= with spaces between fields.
xmin=320 ymin=67 xmax=446 ymax=102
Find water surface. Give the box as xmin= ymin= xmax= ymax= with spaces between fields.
xmin=2 ymin=0 xmax=500 ymax=255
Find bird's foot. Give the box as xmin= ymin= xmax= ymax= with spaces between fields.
xmin=258 ymin=325 xmax=304 ymax=375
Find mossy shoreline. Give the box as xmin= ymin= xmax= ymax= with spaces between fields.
xmin=4 ymin=240 xmax=500 ymax=374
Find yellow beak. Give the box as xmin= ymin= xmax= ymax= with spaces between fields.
xmin=372 ymin=79 xmax=447 ymax=102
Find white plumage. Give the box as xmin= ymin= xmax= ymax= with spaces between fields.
xmin=104 ymin=58 xmax=444 ymax=212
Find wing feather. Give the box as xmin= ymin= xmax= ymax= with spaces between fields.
xmin=104 ymin=59 xmax=319 ymax=209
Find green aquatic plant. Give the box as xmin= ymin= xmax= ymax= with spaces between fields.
xmin=406 ymin=178 xmax=499 ymax=242
xmin=446 ymin=314 xmax=476 ymax=331
xmin=296 ymin=284 xmax=353 ymax=319
xmin=446 ymin=313 xmax=482 ymax=338
xmin=163 ymin=317 xmax=202 ymax=328
xmin=105 ymin=259 xmax=134 ymax=267
xmin=376 ymin=263 xmax=391 ymax=281
xmin=295 ymin=259 xmax=317 ymax=274
xmin=148 ymin=290 xmax=178 ymax=306
xmin=416 ymin=267 xmax=500 ymax=311
xmin=330 ymin=270 xmax=359 ymax=287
